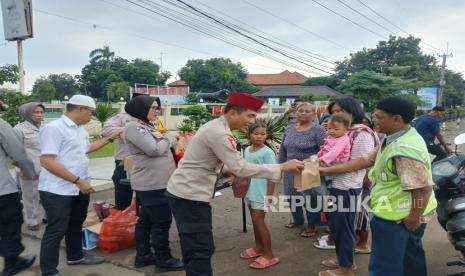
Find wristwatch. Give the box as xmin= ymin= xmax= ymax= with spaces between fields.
xmin=106 ymin=137 xmax=114 ymax=143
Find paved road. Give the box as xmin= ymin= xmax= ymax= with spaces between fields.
xmin=5 ymin=120 xmax=465 ymax=275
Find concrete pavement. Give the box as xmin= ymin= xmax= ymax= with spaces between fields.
xmin=5 ymin=119 xmax=465 ymax=275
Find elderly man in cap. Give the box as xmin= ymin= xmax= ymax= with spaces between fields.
xmin=166 ymin=92 xmax=304 ymax=276
xmin=39 ymin=95 xmax=122 ymax=276
xmin=0 ymin=96 xmax=37 ymax=275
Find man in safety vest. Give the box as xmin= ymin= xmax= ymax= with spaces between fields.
xmin=369 ymin=96 xmax=437 ymax=276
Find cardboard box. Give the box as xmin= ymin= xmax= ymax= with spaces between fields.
xmin=82 ymin=222 xmax=102 ymax=251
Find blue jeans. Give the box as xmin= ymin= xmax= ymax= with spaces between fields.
xmin=290 ymin=187 xmax=326 ymax=227
xmin=369 ymin=216 xmax=427 ymax=276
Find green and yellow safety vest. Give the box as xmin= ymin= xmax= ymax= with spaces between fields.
xmin=369 ymin=128 xmax=437 ymax=221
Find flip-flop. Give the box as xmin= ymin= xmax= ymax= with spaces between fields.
xmin=313 ymin=239 xmax=336 ymax=250
xmin=249 ymin=256 xmax=280 ymax=269
xmin=318 ymin=269 xmax=354 ymax=276
xmin=318 ymin=234 xmax=330 ymax=241
xmin=322 ymin=259 xmax=357 ymax=270
xmin=355 ymin=247 xmax=372 ymax=254
xmin=240 ymin=248 xmax=262 ymax=260
xmin=301 ymin=229 xmax=317 ymax=237
xmin=285 ymin=223 xmax=299 ymax=229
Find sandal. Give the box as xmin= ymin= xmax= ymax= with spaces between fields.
xmin=355 ymin=247 xmax=372 ymax=254
xmin=285 ymin=222 xmax=299 ymax=229
xmin=240 ymin=248 xmax=262 ymax=260
xmin=322 ymin=259 xmax=357 ymax=270
xmin=313 ymin=239 xmax=336 ymax=250
xmin=318 ymin=268 xmax=354 ymax=276
xmin=318 ymin=234 xmax=330 ymax=241
xmin=301 ymin=229 xmax=317 ymax=237
xmin=249 ymin=256 xmax=280 ymax=269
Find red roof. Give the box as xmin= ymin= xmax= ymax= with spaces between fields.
xmin=167 ymin=80 xmax=187 ymax=87
xmin=247 ymin=70 xmax=308 ymax=86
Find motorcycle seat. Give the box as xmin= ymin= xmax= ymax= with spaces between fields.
xmin=447 ymin=212 xmax=465 ymax=233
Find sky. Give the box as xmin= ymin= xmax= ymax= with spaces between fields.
xmin=1 ymin=0 xmax=464 ymax=93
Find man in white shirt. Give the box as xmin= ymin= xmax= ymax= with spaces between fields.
xmin=39 ymin=95 xmax=121 ymax=276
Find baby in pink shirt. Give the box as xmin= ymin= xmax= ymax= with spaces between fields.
xmin=318 ymin=113 xmax=352 ymax=166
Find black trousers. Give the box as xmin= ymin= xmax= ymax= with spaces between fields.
xmin=427 ymin=144 xmax=448 ymax=163
xmin=168 ymin=195 xmax=214 ymax=276
xmin=135 ymin=189 xmax=173 ymax=262
xmin=328 ymin=187 xmax=362 ymax=268
xmin=0 ymin=192 xmax=24 ymax=259
xmin=112 ymin=160 xmax=133 ymax=211
xmin=39 ymin=191 xmax=89 ymax=276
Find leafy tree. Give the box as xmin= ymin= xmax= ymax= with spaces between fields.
xmin=0 ymin=88 xmax=31 ymax=126
xmin=299 ymin=93 xmax=332 ymax=102
xmin=184 ymin=92 xmax=198 ymax=104
xmin=336 ymin=70 xmax=406 ymax=110
xmin=32 ymin=73 xmax=79 ymax=100
xmin=120 ymin=58 xmax=170 ymax=85
xmin=0 ymin=64 xmax=18 ymax=85
xmin=32 ymin=80 xmax=56 ymax=102
xmin=93 ymin=103 xmax=118 ymax=128
xmin=179 ymin=58 xmax=257 ymax=93
xmin=89 ymin=45 xmax=115 ymax=70
xmin=106 ymin=82 xmax=130 ymax=102
xmin=442 ymin=70 xmax=465 ymax=106
xmin=303 ymin=76 xmax=339 ymax=88
xmin=179 ymin=104 xmax=211 ymax=131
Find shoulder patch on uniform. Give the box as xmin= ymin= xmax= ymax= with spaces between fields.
xmin=227 ymin=136 xmax=237 ymax=150
xmin=137 ymin=127 xmax=147 ymax=135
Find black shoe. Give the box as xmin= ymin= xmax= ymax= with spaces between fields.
xmin=155 ymin=257 xmax=185 ymax=273
xmin=3 ymin=255 xmax=36 ymax=276
xmin=134 ymin=254 xmax=156 ymax=268
xmin=67 ymin=255 xmax=105 ymax=265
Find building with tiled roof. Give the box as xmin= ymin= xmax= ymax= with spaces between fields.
xmin=167 ymin=80 xmax=188 ymax=87
xmin=254 ymin=85 xmax=342 ymax=106
xmin=247 ymin=70 xmax=309 ymax=90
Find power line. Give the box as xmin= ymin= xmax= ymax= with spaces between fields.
xmin=164 ymin=0 xmax=333 ymax=73
xmin=238 ymin=0 xmax=352 ymax=52
xmin=356 ymin=0 xmax=441 ymax=51
xmin=34 ymin=8 xmax=293 ymax=73
xmin=124 ymin=0 xmax=326 ymax=75
xmin=335 ymin=0 xmax=397 ymax=35
xmin=192 ymin=0 xmax=336 ymax=64
xmin=124 ymin=0 xmax=331 ymax=75
xmin=310 ymin=0 xmax=387 ymax=40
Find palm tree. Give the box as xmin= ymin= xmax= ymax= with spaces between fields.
xmin=89 ymin=45 xmax=115 ymax=70
xmin=94 ymin=103 xmax=118 ymax=128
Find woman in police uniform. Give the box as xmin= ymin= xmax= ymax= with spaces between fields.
xmin=124 ymin=95 xmax=184 ymax=273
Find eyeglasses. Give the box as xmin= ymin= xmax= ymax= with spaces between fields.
xmin=150 ymin=106 xmax=161 ymax=111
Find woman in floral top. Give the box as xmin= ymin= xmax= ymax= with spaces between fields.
xmin=278 ymin=102 xmax=327 ymax=237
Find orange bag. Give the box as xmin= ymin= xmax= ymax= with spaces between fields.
xmin=98 ymin=201 xmax=138 ymax=253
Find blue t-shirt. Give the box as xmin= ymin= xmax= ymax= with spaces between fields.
xmin=414 ymin=114 xmax=440 ymax=145
xmin=244 ymin=146 xmax=276 ymax=203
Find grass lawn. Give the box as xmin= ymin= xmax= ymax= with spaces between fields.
xmin=87 ymin=138 xmax=116 ymax=159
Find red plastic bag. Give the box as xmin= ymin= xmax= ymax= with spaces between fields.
xmin=98 ymin=201 xmax=138 ymax=253
xmin=232 ymin=177 xmax=250 ymax=198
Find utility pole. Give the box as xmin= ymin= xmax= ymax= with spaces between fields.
xmin=437 ymin=43 xmax=453 ymax=106
xmin=159 ymin=52 xmax=166 ymax=72
xmin=17 ymin=40 xmax=25 ymax=94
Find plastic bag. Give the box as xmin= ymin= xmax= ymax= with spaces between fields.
xmin=232 ymin=177 xmax=250 ymax=198
xmin=98 ymin=201 xmax=138 ymax=253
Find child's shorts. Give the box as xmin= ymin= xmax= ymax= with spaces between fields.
xmin=245 ymin=197 xmax=266 ymax=211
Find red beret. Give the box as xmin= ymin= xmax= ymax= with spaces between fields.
xmin=227 ymin=92 xmax=265 ymax=112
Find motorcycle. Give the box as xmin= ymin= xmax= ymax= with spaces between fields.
xmin=432 ymin=133 xmax=465 ymax=276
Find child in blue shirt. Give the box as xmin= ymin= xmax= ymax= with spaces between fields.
xmin=239 ymin=122 xmax=280 ymax=269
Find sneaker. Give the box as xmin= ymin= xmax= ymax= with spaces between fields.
xmin=2 ymin=255 xmax=36 ymax=276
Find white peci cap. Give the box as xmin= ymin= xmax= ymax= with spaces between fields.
xmin=68 ymin=95 xmax=96 ymax=109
